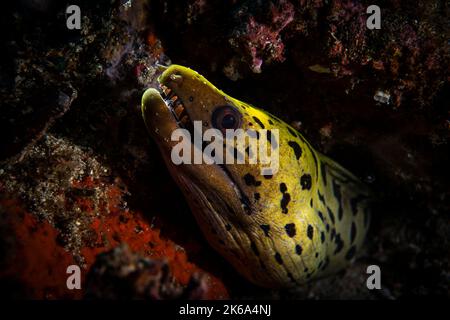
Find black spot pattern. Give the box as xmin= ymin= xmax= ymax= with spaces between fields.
xmin=288 ymin=141 xmax=302 ymax=160
xmin=266 ymin=130 xmax=272 ymax=144
xmin=243 ymin=173 xmax=261 ymax=187
xmin=225 ymin=203 xmax=234 ymax=214
xmin=189 ymin=96 xmax=194 ymax=102
xmin=254 ymin=193 xmax=260 ymax=201
xmin=268 ymin=119 xmax=274 ymax=125
xmin=317 ymin=211 xmax=325 ymax=223
xmin=225 ymin=224 xmax=232 ymax=231
xmin=318 ymin=191 xmax=325 ymax=204
xmin=327 ymin=207 xmax=336 ymax=224
xmin=320 ymin=162 xmax=327 ymax=185
xmin=345 ymin=246 xmax=356 ymax=260
xmin=287 ymin=272 xmax=296 ymax=283
xmin=285 ymin=223 xmax=296 ymax=237
xmin=321 ymin=256 xmax=330 ymax=271
xmin=350 ymin=222 xmax=357 ymax=243
xmin=239 ymin=193 xmax=252 ymax=215
xmin=287 ymin=127 xmax=297 ymax=138
xmin=281 ymin=193 xmax=291 ymax=214
xmin=300 ymin=174 xmax=312 ymax=190
xmin=275 ymin=252 xmax=283 ymax=264
xmin=267 ymin=130 xmax=278 ymax=149
xmin=260 ymin=224 xmax=270 ymax=236
xmin=263 ymin=174 xmax=273 ymax=179
xmin=307 ymin=225 xmax=314 ymax=240
xmin=252 ymin=116 xmax=265 ymax=129
xmin=251 ymin=241 xmax=259 ymax=256
xmin=295 ymin=244 xmax=303 ymax=255
xmin=279 ymin=183 xmax=290 ymax=214
xmin=320 ymin=231 xmax=325 ymax=243
xmin=334 ymin=234 xmax=344 ymax=254
xmin=330 ymin=228 xmax=336 ymax=241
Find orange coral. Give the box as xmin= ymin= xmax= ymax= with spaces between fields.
xmin=0 ymin=182 xmax=229 ymax=299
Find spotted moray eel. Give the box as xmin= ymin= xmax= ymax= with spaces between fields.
xmin=141 ymin=65 xmax=372 ymax=288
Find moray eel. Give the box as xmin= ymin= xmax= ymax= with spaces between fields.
xmin=142 ymin=65 xmax=372 ymax=288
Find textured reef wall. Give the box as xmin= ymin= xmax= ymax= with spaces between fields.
xmin=0 ymin=0 xmax=449 ymax=299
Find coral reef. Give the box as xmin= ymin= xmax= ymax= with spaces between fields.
xmin=85 ymin=244 xmax=209 ymax=299
xmin=152 ymin=0 xmax=449 ymax=107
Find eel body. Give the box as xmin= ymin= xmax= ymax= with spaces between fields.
xmin=141 ymin=65 xmax=372 ymax=288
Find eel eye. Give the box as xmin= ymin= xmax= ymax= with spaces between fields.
xmin=211 ymin=106 xmax=241 ymax=132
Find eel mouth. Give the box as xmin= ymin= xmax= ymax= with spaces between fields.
xmin=159 ymin=83 xmax=194 ymax=133
xmin=146 ymin=77 xmax=252 ymax=215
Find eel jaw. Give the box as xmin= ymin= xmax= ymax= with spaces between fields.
xmin=141 ymin=86 xmax=252 ymax=215
xmin=158 ymin=83 xmax=194 ymax=133
xmin=156 ymin=82 xmax=252 ymax=213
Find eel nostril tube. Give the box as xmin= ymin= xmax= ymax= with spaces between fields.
xmin=169 ymin=73 xmax=183 ymax=84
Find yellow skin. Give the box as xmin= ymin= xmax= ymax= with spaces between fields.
xmin=142 ymin=65 xmax=372 ymax=288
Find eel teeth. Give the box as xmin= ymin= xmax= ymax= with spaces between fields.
xmin=163 ymin=87 xmax=171 ymax=96
xmin=160 ymin=84 xmax=171 ymax=97
xmin=174 ymin=104 xmax=185 ymax=118
xmin=158 ymin=83 xmax=192 ymax=128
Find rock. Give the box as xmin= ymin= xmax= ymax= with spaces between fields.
xmin=85 ymin=244 xmax=209 ymax=299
